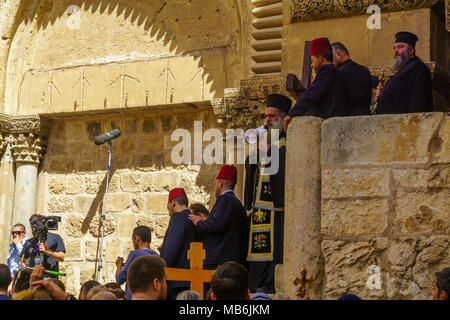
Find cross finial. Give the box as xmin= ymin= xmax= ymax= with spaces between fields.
xmin=292 ymin=267 xmax=313 ymax=297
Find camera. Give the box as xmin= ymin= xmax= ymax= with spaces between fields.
xmin=30 ymin=215 xmax=61 ymax=243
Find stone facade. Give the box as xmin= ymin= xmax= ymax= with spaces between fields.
xmin=284 ymin=113 xmax=449 ymax=300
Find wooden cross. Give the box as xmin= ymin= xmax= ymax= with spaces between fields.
xmin=292 ymin=267 xmax=313 ymax=297
xmin=165 ymin=242 xmax=215 ymax=298
xmin=286 ymin=41 xmax=312 ymax=100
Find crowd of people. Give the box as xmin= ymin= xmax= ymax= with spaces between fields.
xmin=0 ymin=31 xmax=446 ymax=301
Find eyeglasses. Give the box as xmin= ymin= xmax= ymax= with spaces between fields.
xmin=11 ymin=231 xmax=23 ymax=235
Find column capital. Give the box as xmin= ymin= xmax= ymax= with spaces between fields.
xmin=0 ymin=113 xmax=51 ymax=164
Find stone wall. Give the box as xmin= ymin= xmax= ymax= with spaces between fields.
xmin=37 ymin=109 xmax=221 ymax=294
xmin=284 ymin=113 xmax=449 ymax=300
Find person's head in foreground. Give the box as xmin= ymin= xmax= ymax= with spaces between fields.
xmin=433 ymin=267 xmax=450 ymax=300
xmin=210 ymin=261 xmax=250 ymax=300
xmin=127 ymin=255 xmax=167 ymax=300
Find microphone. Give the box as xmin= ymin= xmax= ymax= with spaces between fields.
xmin=244 ymin=125 xmax=266 ymax=145
xmin=94 ymin=128 xmax=122 ymax=145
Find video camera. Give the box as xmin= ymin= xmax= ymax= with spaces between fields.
xmin=30 ymin=215 xmax=61 ymax=243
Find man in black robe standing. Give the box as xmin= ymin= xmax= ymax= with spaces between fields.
xmin=283 ymin=37 xmax=346 ymax=131
xmin=244 ymin=94 xmax=290 ymax=294
xmin=375 ymin=31 xmax=433 ymax=114
xmin=331 ymin=42 xmax=372 ymax=116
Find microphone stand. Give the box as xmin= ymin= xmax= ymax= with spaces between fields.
xmin=96 ymin=140 xmax=113 ymax=282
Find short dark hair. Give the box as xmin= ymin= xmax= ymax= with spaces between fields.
xmin=104 ymin=282 xmax=121 ymax=290
xmin=12 ymin=223 xmax=26 ymax=232
xmin=133 ymin=226 xmax=152 ymax=243
xmin=435 ymin=268 xmax=450 ymax=297
xmin=189 ymin=203 xmax=209 ymax=217
xmin=13 ymin=268 xmax=32 ymax=293
xmin=314 ymin=50 xmax=333 ymax=63
xmin=210 ymin=262 xmax=249 ymax=300
xmin=0 ymin=264 xmax=11 ymax=290
xmin=47 ymin=278 xmax=65 ymax=292
xmin=79 ymin=280 xmax=101 ymax=300
xmin=29 ymin=214 xmax=43 ymax=221
xmin=171 ymin=196 xmax=189 ymax=207
xmin=331 ymin=42 xmax=350 ymax=55
xmin=127 ymin=256 xmax=166 ymax=294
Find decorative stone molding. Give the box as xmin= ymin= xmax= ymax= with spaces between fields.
xmin=212 ymin=75 xmax=296 ymax=129
xmin=289 ymin=0 xmax=440 ymax=22
xmin=0 ymin=113 xmax=50 ymax=163
xmin=9 ymin=133 xmax=46 ymax=165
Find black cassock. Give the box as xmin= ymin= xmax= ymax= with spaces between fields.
xmin=377 ymin=57 xmax=433 ymax=114
xmin=244 ymin=132 xmax=286 ymax=293
xmin=338 ymin=59 xmax=372 ymax=116
xmin=288 ymin=63 xmax=346 ymax=119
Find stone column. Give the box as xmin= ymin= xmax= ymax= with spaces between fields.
xmin=0 ymin=134 xmax=13 ymax=262
xmin=10 ymin=133 xmax=45 ymax=226
xmin=281 ymin=116 xmax=324 ymax=299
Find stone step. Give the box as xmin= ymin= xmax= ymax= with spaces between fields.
xmin=251 ymin=0 xmax=281 ymax=8
xmin=252 ymin=15 xmax=283 ymax=29
xmin=251 ymin=49 xmax=282 ymax=63
xmin=251 ymin=38 xmax=282 ymax=51
xmin=252 ymin=26 xmax=282 ymax=40
xmin=250 ymin=61 xmax=281 ymax=74
xmin=252 ymin=2 xmax=282 ymax=18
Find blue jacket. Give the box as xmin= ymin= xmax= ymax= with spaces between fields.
xmin=195 ymin=191 xmax=248 ymax=268
xmin=160 ymin=208 xmax=197 ymax=288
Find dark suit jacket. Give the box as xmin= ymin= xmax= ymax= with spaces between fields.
xmin=195 ymin=191 xmax=248 ymax=267
xmin=288 ymin=64 xmax=346 ymax=119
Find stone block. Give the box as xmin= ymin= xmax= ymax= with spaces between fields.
xmin=76 ymin=160 xmax=94 ymax=173
xmin=48 ymin=176 xmax=65 ymax=194
xmin=166 ymin=56 xmax=203 ymax=104
xmin=322 ymin=240 xmax=383 ymax=300
xmin=119 ymin=135 xmax=137 ymax=155
xmin=321 ymin=113 xmax=444 ymax=167
xmin=89 ymin=213 xmax=116 ymax=238
xmin=322 ymin=168 xmax=390 ymax=198
xmin=66 ymin=175 xmax=85 ymax=194
xmin=75 ymin=195 xmax=96 ymax=213
xmin=117 ymin=214 xmax=136 ymax=238
xmin=123 ymin=60 xmax=167 ymax=108
xmin=321 ymin=198 xmax=389 ymax=237
xmin=131 ymin=194 xmax=145 ymax=213
xmin=145 ymin=193 xmax=169 ymax=213
xmin=48 ymin=196 xmax=74 ymax=213
xmin=393 ymin=165 xmax=450 ymax=188
xmin=431 ymin=118 xmax=450 ymax=163
xmin=106 ymin=240 xmax=123 ymax=262
xmin=135 ymin=152 xmax=164 ymax=171
xmin=153 ymin=171 xmax=180 ymax=191
xmin=155 ymin=215 xmax=170 ymax=238
xmin=65 ymin=240 xmax=82 ymax=261
xmin=28 ymin=72 xmax=51 ymax=114
xmin=48 ymin=143 xmax=67 ymax=157
xmin=386 ymin=239 xmax=418 ymax=273
xmin=105 ymin=193 xmax=131 ymax=212
xmin=393 ymin=189 xmax=450 ymax=235
xmin=65 ymin=215 xmax=85 ymax=238
xmin=85 ymin=240 xmax=99 ymax=262
xmin=136 ymin=215 xmax=156 ymax=233
xmin=65 ymin=121 xmax=88 ymax=142
xmin=47 ymin=159 xmax=75 ymax=173
xmin=120 ymin=172 xmax=140 ymax=192
xmin=50 ymin=68 xmax=83 ymax=113
xmin=83 ymin=64 xmax=123 ymax=110
xmin=141 ymin=173 xmax=154 ymax=191
xmin=85 ymin=121 xmax=102 ymax=140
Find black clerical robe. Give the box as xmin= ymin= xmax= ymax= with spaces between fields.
xmin=377 ymin=57 xmax=433 ymax=114
xmin=244 ymin=132 xmax=286 ymax=293
xmin=338 ymin=59 xmax=372 ymax=116
xmin=288 ymin=64 xmax=346 ymax=119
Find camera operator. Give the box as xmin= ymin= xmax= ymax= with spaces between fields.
xmin=21 ymin=214 xmax=65 ymax=278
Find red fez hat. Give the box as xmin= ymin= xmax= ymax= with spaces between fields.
xmin=310 ymin=37 xmax=332 ymax=56
xmin=216 ymin=165 xmax=237 ymax=184
xmin=168 ymin=188 xmax=186 ymax=203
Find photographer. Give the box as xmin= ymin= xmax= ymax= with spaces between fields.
xmin=21 ymin=214 xmax=65 ymax=277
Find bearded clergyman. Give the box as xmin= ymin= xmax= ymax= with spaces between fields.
xmin=375 ymin=31 xmax=433 ymax=114
xmin=244 ymin=94 xmax=291 ymax=294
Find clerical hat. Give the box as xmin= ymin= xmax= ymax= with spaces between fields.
xmin=310 ymin=37 xmax=332 ymax=56
xmin=168 ymin=188 xmax=187 ymax=203
xmin=216 ymin=165 xmax=237 ymax=184
xmin=266 ymin=94 xmax=292 ymax=114
xmin=395 ymin=31 xmax=419 ymax=48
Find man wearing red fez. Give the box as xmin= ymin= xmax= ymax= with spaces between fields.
xmin=244 ymin=94 xmax=289 ymax=293
xmin=160 ymin=188 xmax=197 ymax=298
xmin=374 ymin=31 xmax=433 ymax=114
xmin=188 ymin=165 xmax=248 ymax=270
xmin=283 ymin=37 xmax=346 ymax=131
